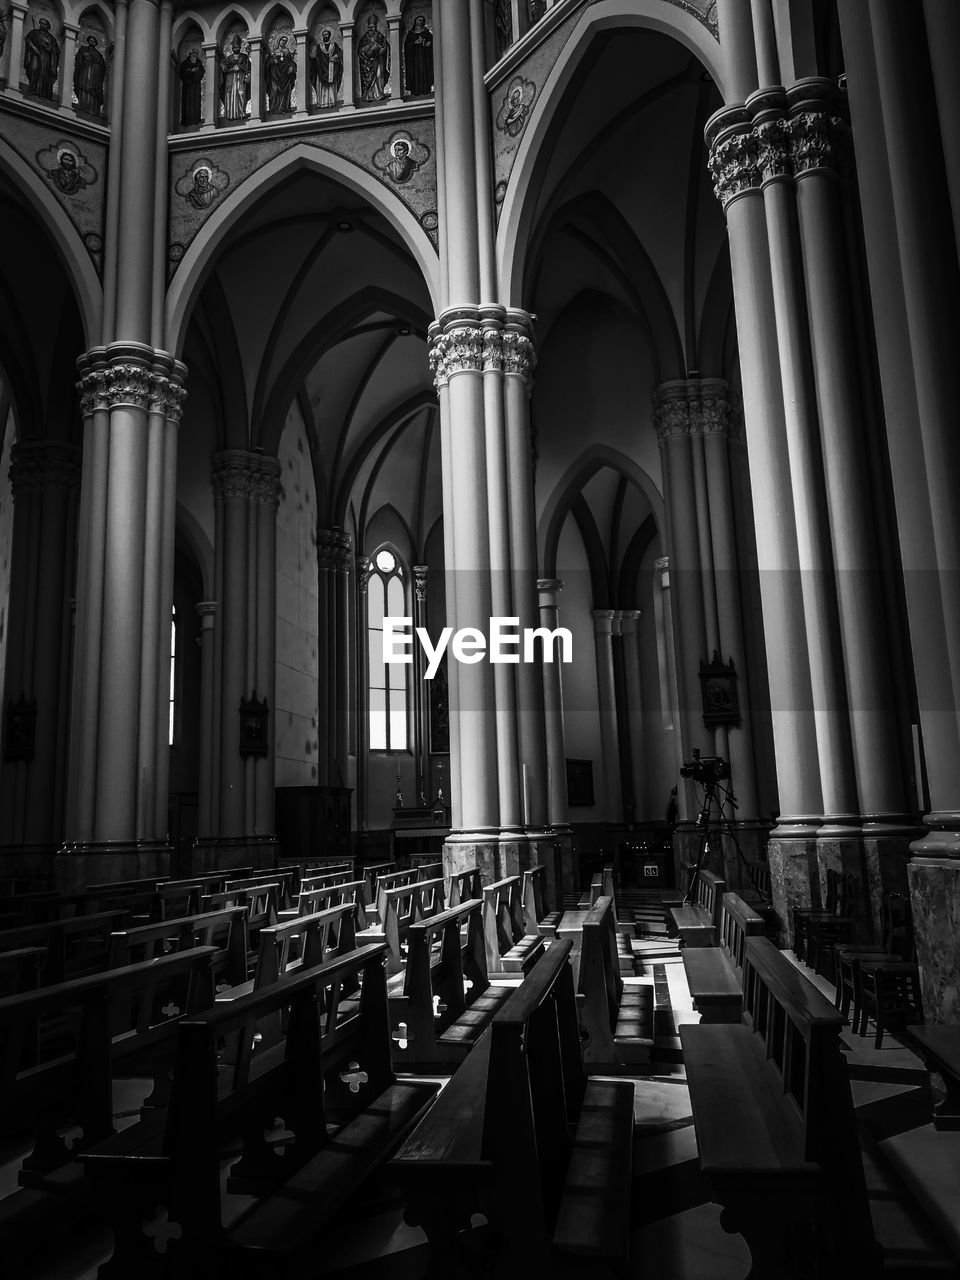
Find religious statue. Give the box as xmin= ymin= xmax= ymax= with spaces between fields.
xmin=219 ymin=34 xmax=250 ymax=121
xmin=73 ymin=34 xmax=106 ymax=114
xmin=24 ymin=16 xmax=60 ymax=100
xmin=0 ymin=11 xmax=8 ymax=65
xmin=403 ymin=14 xmax=432 ymax=96
xmin=311 ymin=26 xmax=342 ymax=108
xmin=178 ymin=47 xmax=205 ymax=126
xmin=357 ymin=12 xmax=389 ymax=103
xmin=528 ymin=0 xmax=547 ymax=23
xmin=265 ymin=33 xmax=296 ymax=114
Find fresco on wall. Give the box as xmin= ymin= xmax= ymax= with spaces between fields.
xmin=264 ymin=15 xmax=296 ymax=115
xmin=401 ymin=6 xmax=432 ymax=97
xmin=37 ymin=137 xmax=97 ymax=192
xmin=309 ymin=13 xmax=342 ymax=110
xmin=219 ymin=25 xmax=251 ymax=121
xmin=167 ymin=116 xmax=438 ymax=276
xmin=177 ymin=26 xmax=205 ymax=128
xmin=174 ymin=157 xmax=229 ymax=209
xmin=23 ymin=8 xmax=60 ymax=99
xmin=372 ymin=129 xmax=428 ymax=185
xmin=495 ymin=75 xmax=535 ymax=137
xmin=356 ymin=7 xmax=389 ymax=103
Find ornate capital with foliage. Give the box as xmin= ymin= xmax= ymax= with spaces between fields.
xmin=9 ymin=440 xmax=81 ymax=495
xmin=211 ymin=449 xmax=282 ymax=506
xmin=317 ymin=525 xmax=352 ymax=572
xmin=413 ymin=563 xmax=428 ymax=602
xmin=653 ymin=378 xmax=732 ymax=441
xmin=77 ymin=348 xmax=188 ymax=421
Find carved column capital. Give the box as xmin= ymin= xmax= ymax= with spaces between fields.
xmin=706 ymin=108 xmax=761 ymax=210
xmin=653 ymin=378 xmax=732 ymax=441
xmin=356 ymin=554 xmax=373 ymax=594
xmin=9 ymin=440 xmax=82 ymax=495
xmin=429 ymin=324 xmax=484 ymax=389
xmin=211 ymin=449 xmax=282 ymax=507
xmin=317 ymin=525 xmax=352 ymax=572
xmin=76 ymin=347 xmax=188 ymax=421
xmin=413 ymin=563 xmax=428 ymax=601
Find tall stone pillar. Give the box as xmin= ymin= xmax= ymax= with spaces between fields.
xmin=839 ymin=0 xmax=960 ymax=1018
xmin=592 ymin=610 xmax=622 ymax=821
xmin=0 ymin=442 xmax=81 ymax=856
xmin=537 ymin=578 xmax=568 ymax=828
xmin=195 ymin=601 xmax=216 ymax=836
xmin=355 ymin=554 xmax=372 ymax=835
xmin=339 ymin=23 xmax=354 ymax=107
xmin=412 ymin=564 xmax=431 ymax=804
xmin=317 ymin=527 xmax=352 ymax=787
xmin=202 ymin=43 xmax=217 ymax=125
xmin=210 ymin=450 xmax=281 ymax=839
xmin=6 ymin=4 xmax=28 ymax=96
xmin=618 ymin=610 xmax=646 ymax=823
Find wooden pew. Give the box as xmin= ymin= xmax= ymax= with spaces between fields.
xmin=680 ymin=936 xmax=881 ymax=1278
xmin=578 ymin=895 xmax=654 ymax=1069
xmin=219 ymin=903 xmax=358 ymax=1004
xmin=0 ymin=946 xmax=218 ymax=1177
xmin=368 ymin=867 xmax=420 ymax=928
xmin=0 ymin=946 xmax=45 ymax=996
xmin=522 ymin=863 xmax=562 ymax=937
xmin=152 ymin=869 xmax=253 ymax=921
xmin=81 ymin=943 xmax=439 ymax=1279
xmin=448 ymin=865 xmax=481 ymax=907
xmin=360 ymin=860 xmax=397 ymax=911
xmin=359 ymin=876 xmax=446 ymax=975
xmin=667 ymin=868 xmax=725 ymax=946
xmin=201 ymin=882 xmax=279 ymax=941
xmin=387 ymin=898 xmax=514 ymax=1071
xmin=392 ymin=938 xmax=635 ymax=1274
xmin=277 ymin=877 xmax=366 ymax=931
xmin=224 ymin=869 xmax=296 ymax=911
xmin=413 ymin=859 xmax=443 ymax=882
xmin=681 ymin=891 xmax=765 ymax=1024
xmin=106 ymin=905 xmax=250 ymax=992
xmin=482 ymin=875 xmax=545 ymax=976
xmin=0 ymin=910 xmax=128 ymax=985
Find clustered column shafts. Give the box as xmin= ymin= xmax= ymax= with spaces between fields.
xmin=537 ymin=578 xmax=569 ymax=830
xmin=210 ymin=450 xmax=282 ymax=838
xmin=317 ymin=526 xmax=352 ymax=789
xmin=0 ymin=442 xmax=81 ymax=846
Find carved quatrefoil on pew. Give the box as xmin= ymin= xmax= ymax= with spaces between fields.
xmin=161 ymin=1000 xmax=181 ymax=1018
xmin=463 ymin=978 xmax=474 ymax=995
xmin=432 ymin=994 xmax=447 ymax=1021
xmin=339 ymin=1061 xmax=369 ymax=1094
xmin=264 ymin=1117 xmax=296 ymax=1156
xmin=141 ymin=1205 xmax=182 ymax=1255
xmin=391 ymin=1021 xmax=413 ymax=1050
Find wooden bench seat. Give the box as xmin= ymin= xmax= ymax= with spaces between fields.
xmin=908 ymin=1024 xmax=960 ymax=1130
xmin=522 ymin=863 xmax=561 ymax=937
xmin=388 ymin=898 xmax=513 ymax=1070
xmin=392 ymin=938 xmax=635 ymax=1274
xmin=80 ymin=942 xmax=438 ymax=1278
xmin=682 ymin=891 xmax=765 ymax=1023
xmin=681 ymin=936 xmax=881 ymax=1277
xmin=482 ymin=874 xmax=545 ymax=976
xmin=578 ymin=895 xmax=654 ymax=1069
xmin=668 ymin=868 xmax=725 ymax=946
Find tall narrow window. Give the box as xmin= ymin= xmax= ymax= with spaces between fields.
xmin=168 ymin=606 xmax=177 ymax=746
xmin=367 ymin=548 xmax=408 ymax=750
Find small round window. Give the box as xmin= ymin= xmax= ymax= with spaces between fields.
xmin=375 ymin=549 xmax=396 ymax=573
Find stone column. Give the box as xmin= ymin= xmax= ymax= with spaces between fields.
xmin=247 ymin=36 xmax=261 ymax=122
xmin=0 ymin=442 xmax=81 ymax=849
xmin=921 ymin=0 xmax=960 ymax=254
xmin=339 ymin=23 xmax=354 ymax=107
xmin=592 ymin=610 xmax=622 ymax=821
xmin=413 ymin=564 xmax=431 ymax=804
xmin=706 ymin=107 xmax=821 ymax=939
xmin=60 ymin=23 xmax=78 ymax=108
xmin=838 ymin=0 xmax=960 ymax=1018
xmin=537 ymin=579 xmax=568 ymax=828
xmin=293 ymin=28 xmax=308 ymax=116
xmin=195 ymin=601 xmax=216 ymax=836
xmin=619 ymin=609 xmax=646 ymax=823
xmin=202 ymin=42 xmax=217 ymax=125
xmin=386 ymin=15 xmax=401 ymax=101
xmin=210 ymin=450 xmax=280 ymax=837
xmin=317 ymin=526 xmax=352 ymax=786
xmin=6 ymin=4 xmax=27 ymax=95
xmin=355 ymin=554 xmax=372 ymax=832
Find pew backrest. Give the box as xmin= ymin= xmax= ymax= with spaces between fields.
xmin=482 ymin=875 xmax=525 ymax=973
xmin=107 ymin=905 xmax=249 ymax=990
xmin=380 ymin=876 xmax=447 ymax=974
xmin=522 ymin=864 xmax=550 ymax=933
xmin=401 ymin=899 xmax=490 ymax=1043
xmin=362 ymin=861 xmax=398 ymax=907
xmin=414 ymin=861 xmax=443 ymax=883
xmin=374 ymin=869 xmax=420 ymax=928
xmin=578 ymin=894 xmax=623 ymax=1034
xmin=224 ymin=869 xmax=295 ymax=910
xmin=448 ymin=866 xmax=481 ymax=908
xmin=0 ymin=909 xmax=128 ymax=984
xmin=718 ymin=891 xmax=765 ymax=973
xmin=285 ymin=878 xmax=366 ymax=931
xmin=253 ymin=903 xmax=358 ymax=991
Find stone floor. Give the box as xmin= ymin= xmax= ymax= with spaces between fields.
xmin=5 ymin=891 xmax=959 ymax=1279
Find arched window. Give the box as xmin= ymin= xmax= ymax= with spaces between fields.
xmin=367 ymin=547 xmax=408 ymax=750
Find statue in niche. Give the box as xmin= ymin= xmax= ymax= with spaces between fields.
xmin=0 ymin=11 xmax=8 ymax=65
xmin=24 ymin=16 xmax=60 ymax=99
xmin=357 ymin=12 xmax=389 ymax=102
xmin=311 ymin=27 xmax=342 ymax=108
xmin=494 ymin=0 xmax=512 ymax=58
xmin=265 ymin=32 xmax=296 ymax=113
xmin=219 ymin=33 xmax=251 ymax=121
xmin=74 ymin=34 xmax=106 ymax=114
xmin=528 ymin=0 xmax=547 ymax=22
xmin=403 ymin=14 xmax=432 ymax=96
xmin=178 ymin=47 xmax=205 ymax=126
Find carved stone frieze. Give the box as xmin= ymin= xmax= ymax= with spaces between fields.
xmin=77 ymin=351 xmax=188 ymax=421
xmin=429 ymin=313 xmax=536 ymax=389
xmin=9 ymin=441 xmax=82 ymax=495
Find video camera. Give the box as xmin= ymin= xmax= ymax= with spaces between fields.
xmin=680 ymin=748 xmax=730 ymax=785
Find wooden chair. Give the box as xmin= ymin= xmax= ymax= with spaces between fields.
xmin=834 ymin=892 xmax=914 ymax=1031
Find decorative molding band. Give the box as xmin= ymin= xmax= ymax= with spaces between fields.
xmin=9 ymin=440 xmax=82 ymax=495
xmin=76 ymin=348 xmax=189 ymax=422
xmin=317 ymin=525 xmax=353 ymax=572
xmin=652 ymin=378 xmax=733 ymax=442
xmin=211 ymin=449 xmax=283 ymax=507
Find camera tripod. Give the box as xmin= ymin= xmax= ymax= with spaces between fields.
xmin=681 ymin=778 xmax=762 ymax=904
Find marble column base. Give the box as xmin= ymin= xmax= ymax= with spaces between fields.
xmin=907 ymin=855 xmax=960 ymax=1025
xmin=766 ymin=835 xmax=820 ymax=948
xmin=54 ymin=840 xmax=173 ymax=894
xmin=815 ymin=833 xmax=876 ymax=945
xmin=861 ymin=832 xmax=915 ymax=941
xmin=442 ymin=836 xmax=500 ymax=885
